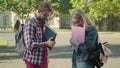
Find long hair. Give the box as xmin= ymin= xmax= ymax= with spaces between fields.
xmin=14 ymin=20 xmax=21 ymax=32
xmin=72 ymin=9 xmax=94 ymax=30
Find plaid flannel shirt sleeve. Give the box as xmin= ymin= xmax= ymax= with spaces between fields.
xmin=24 ymin=20 xmax=39 ymax=50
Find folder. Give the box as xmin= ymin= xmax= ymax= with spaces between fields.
xmin=42 ymin=25 xmax=57 ymax=50
xmin=71 ymin=26 xmax=85 ymax=49
xmin=42 ymin=25 xmax=57 ymax=41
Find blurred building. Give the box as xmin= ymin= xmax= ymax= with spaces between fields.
xmin=0 ymin=11 xmax=60 ymax=29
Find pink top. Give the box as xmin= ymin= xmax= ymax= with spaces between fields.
xmin=25 ymin=21 xmax=48 ymax=68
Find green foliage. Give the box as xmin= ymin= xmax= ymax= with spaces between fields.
xmin=0 ymin=0 xmax=72 ymax=21
xmin=10 ymin=0 xmax=35 ymax=23
xmin=1 ymin=0 xmax=120 ymax=21
xmin=32 ymin=0 xmax=43 ymax=10
xmin=70 ymin=0 xmax=120 ymax=20
xmin=88 ymin=0 xmax=120 ymax=20
xmin=0 ymin=0 xmax=43 ymax=23
xmin=51 ymin=0 xmax=73 ymax=15
xmin=0 ymin=0 xmax=11 ymax=11
xmin=70 ymin=0 xmax=90 ymax=13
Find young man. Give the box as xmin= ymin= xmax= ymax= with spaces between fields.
xmin=23 ymin=2 xmax=56 ymax=68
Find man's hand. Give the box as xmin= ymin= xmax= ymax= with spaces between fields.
xmin=46 ymin=37 xmax=56 ymax=48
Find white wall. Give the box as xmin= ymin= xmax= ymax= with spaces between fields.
xmin=0 ymin=11 xmax=12 ymax=28
xmin=0 ymin=11 xmax=60 ymax=29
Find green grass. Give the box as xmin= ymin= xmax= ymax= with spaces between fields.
xmin=53 ymin=28 xmax=120 ymax=38
xmin=55 ymin=29 xmax=120 ymax=38
xmin=99 ymin=32 xmax=120 ymax=38
xmin=0 ymin=37 xmax=8 ymax=48
xmin=55 ymin=29 xmax=71 ymax=32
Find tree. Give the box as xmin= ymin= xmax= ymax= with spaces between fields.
xmin=88 ymin=0 xmax=120 ymax=20
xmin=0 ymin=0 xmax=12 ymax=11
xmin=70 ymin=0 xmax=91 ymax=13
xmin=0 ymin=0 xmax=43 ymax=23
xmin=51 ymin=0 xmax=73 ymax=15
xmin=70 ymin=0 xmax=120 ymax=20
xmin=10 ymin=0 xmax=35 ymax=23
xmin=88 ymin=0 xmax=120 ymax=31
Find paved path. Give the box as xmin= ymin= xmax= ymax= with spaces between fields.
xmin=0 ymin=32 xmax=120 ymax=68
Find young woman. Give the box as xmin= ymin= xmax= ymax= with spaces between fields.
xmin=14 ymin=20 xmax=21 ymax=32
xmin=14 ymin=20 xmax=21 ymax=47
xmin=70 ymin=9 xmax=98 ymax=68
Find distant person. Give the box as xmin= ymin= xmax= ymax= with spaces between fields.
xmin=14 ymin=20 xmax=21 ymax=47
xmin=23 ymin=2 xmax=56 ymax=68
xmin=70 ymin=9 xmax=98 ymax=68
xmin=14 ymin=20 xmax=21 ymax=32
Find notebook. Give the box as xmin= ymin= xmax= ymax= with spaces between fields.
xmin=71 ymin=26 xmax=85 ymax=49
xmin=42 ymin=25 xmax=57 ymax=50
xmin=43 ymin=25 xmax=57 ymax=41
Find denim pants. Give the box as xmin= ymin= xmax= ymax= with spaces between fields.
xmin=76 ymin=61 xmax=94 ymax=68
xmin=72 ymin=50 xmax=94 ymax=68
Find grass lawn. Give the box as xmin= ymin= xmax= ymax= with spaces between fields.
xmin=55 ymin=29 xmax=71 ymax=32
xmin=99 ymin=32 xmax=120 ymax=38
xmin=0 ymin=37 xmax=8 ymax=48
xmin=55 ymin=29 xmax=120 ymax=38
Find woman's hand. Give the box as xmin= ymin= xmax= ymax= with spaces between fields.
xmin=70 ymin=38 xmax=79 ymax=46
xmin=70 ymin=38 xmax=73 ymax=45
xmin=70 ymin=38 xmax=75 ymax=45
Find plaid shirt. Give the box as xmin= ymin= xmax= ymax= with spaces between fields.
xmin=23 ymin=17 xmax=48 ymax=65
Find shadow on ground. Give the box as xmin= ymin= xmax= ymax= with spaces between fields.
xmin=108 ymin=44 xmax=120 ymax=58
xmin=49 ymin=45 xmax=73 ymax=58
xmin=0 ymin=46 xmax=21 ymax=60
xmin=0 ymin=44 xmax=120 ymax=60
xmin=0 ymin=46 xmax=15 ymax=53
xmin=49 ymin=44 xmax=120 ymax=58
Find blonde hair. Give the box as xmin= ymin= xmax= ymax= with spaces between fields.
xmin=72 ymin=9 xmax=94 ymax=30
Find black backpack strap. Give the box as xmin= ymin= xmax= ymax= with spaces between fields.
xmin=97 ymin=35 xmax=105 ymax=56
xmin=99 ymin=43 xmax=105 ymax=56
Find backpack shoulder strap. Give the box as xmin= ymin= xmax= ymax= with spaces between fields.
xmin=99 ymin=42 xmax=105 ymax=56
xmin=30 ymin=17 xmax=38 ymax=27
xmin=97 ymin=35 xmax=105 ymax=56
xmin=26 ymin=17 xmax=38 ymax=27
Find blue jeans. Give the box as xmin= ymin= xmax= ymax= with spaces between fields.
xmin=76 ymin=61 xmax=94 ymax=68
xmin=72 ymin=50 xmax=94 ymax=68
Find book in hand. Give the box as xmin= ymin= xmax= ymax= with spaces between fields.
xmin=42 ymin=25 xmax=57 ymax=49
xmin=43 ymin=25 xmax=57 ymax=41
xmin=71 ymin=25 xmax=85 ymax=49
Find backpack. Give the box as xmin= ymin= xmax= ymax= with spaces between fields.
xmin=15 ymin=18 xmax=37 ymax=57
xmin=89 ymin=38 xmax=111 ymax=68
